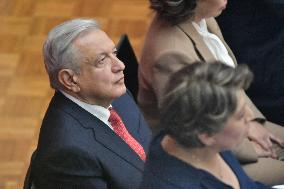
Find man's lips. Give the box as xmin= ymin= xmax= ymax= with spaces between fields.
xmin=115 ymin=76 xmax=124 ymax=84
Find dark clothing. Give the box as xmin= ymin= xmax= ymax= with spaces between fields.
xmin=33 ymin=91 xmax=151 ymax=189
xmin=140 ymin=133 xmax=271 ymax=189
xmin=217 ymin=0 xmax=284 ymax=125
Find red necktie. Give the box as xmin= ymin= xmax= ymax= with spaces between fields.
xmin=108 ymin=108 xmax=146 ymax=161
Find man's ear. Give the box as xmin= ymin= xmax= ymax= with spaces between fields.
xmin=58 ymin=69 xmax=80 ymax=92
xmin=198 ymin=133 xmax=216 ymax=147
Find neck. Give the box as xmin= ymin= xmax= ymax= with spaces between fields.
xmin=162 ymin=135 xmax=224 ymax=179
xmin=162 ymin=135 xmax=218 ymax=163
xmin=193 ymin=18 xmax=202 ymax=24
xmin=193 ymin=12 xmax=203 ymax=23
xmin=61 ymin=90 xmax=111 ymax=108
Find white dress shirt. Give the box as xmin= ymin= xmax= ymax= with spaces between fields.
xmin=60 ymin=91 xmax=113 ymax=130
xmin=192 ymin=19 xmax=235 ymax=68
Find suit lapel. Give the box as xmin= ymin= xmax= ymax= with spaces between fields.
xmin=93 ymin=122 xmax=145 ymax=171
xmin=178 ymin=18 xmax=237 ymax=66
xmin=221 ymin=40 xmax=237 ymax=66
xmin=54 ymin=92 xmax=145 ymax=171
xmin=178 ymin=20 xmax=216 ymax=62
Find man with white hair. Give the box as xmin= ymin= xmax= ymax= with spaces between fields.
xmin=31 ymin=18 xmax=151 ymax=189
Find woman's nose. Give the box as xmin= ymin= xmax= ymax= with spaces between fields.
xmin=245 ymin=105 xmax=254 ymax=122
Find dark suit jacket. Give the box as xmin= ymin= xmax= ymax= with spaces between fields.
xmin=217 ymin=0 xmax=284 ymax=125
xmin=32 ymin=91 xmax=151 ymax=189
xmin=140 ymin=133 xmax=271 ymax=189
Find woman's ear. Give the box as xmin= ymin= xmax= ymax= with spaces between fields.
xmin=58 ymin=69 xmax=80 ymax=92
xmin=198 ymin=133 xmax=216 ymax=147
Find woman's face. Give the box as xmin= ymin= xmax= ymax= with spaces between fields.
xmin=194 ymin=0 xmax=227 ymax=21
xmin=212 ymin=91 xmax=253 ymax=150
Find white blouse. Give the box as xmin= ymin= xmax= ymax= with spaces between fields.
xmin=192 ymin=19 xmax=235 ymax=68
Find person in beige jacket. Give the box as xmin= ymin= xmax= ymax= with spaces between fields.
xmin=138 ymin=0 xmax=284 ymax=185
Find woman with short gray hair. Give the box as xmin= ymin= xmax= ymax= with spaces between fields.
xmin=138 ymin=0 xmax=284 ymax=185
xmin=140 ymin=62 xmax=273 ymax=189
xmin=161 ymin=62 xmax=253 ymax=149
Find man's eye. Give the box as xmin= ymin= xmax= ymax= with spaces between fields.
xmin=99 ymin=56 xmax=106 ymax=63
xmin=113 ymin=50 xmax=118 ymax=56
xmin=96 ymin=55 xmax=107 ymax=65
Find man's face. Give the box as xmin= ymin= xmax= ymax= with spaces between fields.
xmin=73 ymin=29 xmax=126 ymax=107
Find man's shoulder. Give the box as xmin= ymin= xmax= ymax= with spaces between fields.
xmin=112 ymin=90 xmax=138 ymax=110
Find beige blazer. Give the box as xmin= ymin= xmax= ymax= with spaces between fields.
xmin=139 ymin=15 xmax=263 ymax=163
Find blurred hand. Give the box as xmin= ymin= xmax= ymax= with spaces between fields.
xmin=248 ymin=121 xmax=284 ymax=158
xmin=251 ymin=140 xmax=277 ymax=159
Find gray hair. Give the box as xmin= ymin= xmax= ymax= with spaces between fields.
xmin=160 ymin=61 xmax=253 ymax=148
xmin=43 ymin=18 xmax=100 ymax=90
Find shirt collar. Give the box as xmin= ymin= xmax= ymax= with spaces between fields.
xmin=192 ymin=19 xmax=208 ymax=34
xmin=60 ymin=90 xmax=112 ymax=129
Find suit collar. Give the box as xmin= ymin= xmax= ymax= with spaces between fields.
xmin=93 ymin=122 xmax=145 ymax=171
xmin=52 ymin=91 xmax=145 ymax=171
xmin=60 ymin=90 xmax=111 ymax=127
xmin=177 ymin=18 xmax=237 ymax=65
xmin=178 ymin=19 xmax=215 ymax=62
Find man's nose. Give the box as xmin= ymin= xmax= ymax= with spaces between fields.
xmin=112 ymin=56 xmax=125 ymax=71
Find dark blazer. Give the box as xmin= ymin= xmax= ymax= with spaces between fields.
xmin=140 ymin=133 xmax=271 ymax=189
xmin=32 ymin=91 xmax=151 ymax=189
xmin=217 ymin=0 xmax=284 ymax=126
